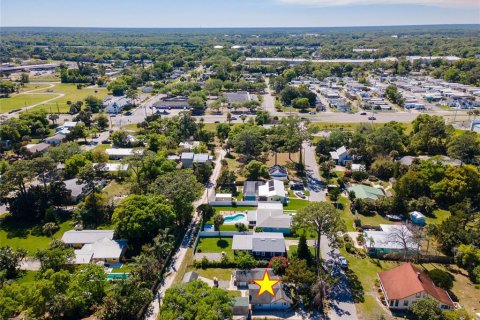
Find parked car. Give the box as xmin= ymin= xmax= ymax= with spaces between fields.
xmin=338 ymin=256 xmax=348 ymax=269
xmin=368 ymin=116 xmax=376 ymax=120
xmin=360 ymin=112 xmax=367 ymax=115
xmin=295 ymin=191 xmax=306 ymax=199
xmin=309 ymin=111 xmax=316 ymax=115
xmin=101 ymin=139 xmax=111 ymax=144
xmin=230 ymin=116 xmax=238 ymax=120
xmin=325 ymin=259 xmax=335 ymax=269
xmin=124 ymin=111 xmax=132 ymax=116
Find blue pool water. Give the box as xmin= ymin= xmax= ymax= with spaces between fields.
xmin=223 ymin=213 xmax=246 ymax=223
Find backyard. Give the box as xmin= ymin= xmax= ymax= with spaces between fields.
xmin=0 ymin=215 xmax=73 ymax=255
xmin=196 ymin=237 xmax=233 ymax=258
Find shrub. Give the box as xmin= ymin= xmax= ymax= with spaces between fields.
xmin=345 ymin=242 xmax=355 ymax=254
xmin=428 ymin=269 xmax=453 ymax=290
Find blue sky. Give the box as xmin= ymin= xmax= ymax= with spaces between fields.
xmin=2 ymin=0 xmax=479 ymax=27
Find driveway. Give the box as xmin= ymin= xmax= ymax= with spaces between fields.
xmin=303 ymin=142 xmax=326 ymax=202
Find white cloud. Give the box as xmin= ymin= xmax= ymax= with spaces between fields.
xmin=276 ymin=0 xmax=478 ymax=7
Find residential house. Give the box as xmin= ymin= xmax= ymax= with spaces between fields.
xmin=224 ymin=91 xmax=252 ymax=105
xmin=153 ymin=96 xmax=190 ymax=110
xmin=233 ymin=269 xmax=292 ymax=310
xmin=73 ymin=237 xmax=127 ymax=264
xmin=24 ymin=143 xmax=50 ymax=156
xmin=104 ymin=96 xmax=130 ymax=114
xmin=347 ymin=184 xmax=385 ymax=201
xmin=330 ymin=146 xmax=352 ymax=165
xmin=364 ymin=224 xmax=418 ymax=256
xmin=258 ymin=179 xmax=287 ymax=203
xmin=179 ymin=141 xmax=200 ymax=152
xmin=378 ymin=263 xmax=454 ymax=310
xmin=63 ymin=178 xmax=87 ymax=203
xmin=180 ymin=152 xmax=213 ymax=168
xmin=44 ymin=133 xmax=66 ymax=146
xmin=232 ymin=232 xmax=286 ymax=259
xmin=93 ymin=163 xmax=130 ymax=172
xmin=62 ymin=230 xmax=114 ymax=248
xmin=247 ymin=202 xmax=292 ymax=234
xmin=269 ymin=165 xmax=288 ymax=181
xmin=105 ymin=148 xmax=143 ymax=160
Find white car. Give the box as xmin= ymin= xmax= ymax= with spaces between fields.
xmin=295 ymin=191 xmax=306 ymax=199
xmin=338 ymin=256 xmax=348 ymax=269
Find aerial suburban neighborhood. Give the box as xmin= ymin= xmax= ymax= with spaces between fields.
xmin=0 ymin=1 xmax=479 ymax=320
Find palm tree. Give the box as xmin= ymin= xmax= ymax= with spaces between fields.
xmin=126 ymin=88 xmax=139 ymax=107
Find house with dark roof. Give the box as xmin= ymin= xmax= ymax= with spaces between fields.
xmin=269 ymin=165 xmax=288 ymax=181
xmin=232 ymin=297 xmax=250 ymax=320
xmin=232 ymin=232 xmax=286 ymax=259
xmin=378 ymin=263 xmax=454 ymax=310
xmin=233 ymin=269 xmax=292 ymax=310
xmin=224 ymin=91 xmax=252 ymax=105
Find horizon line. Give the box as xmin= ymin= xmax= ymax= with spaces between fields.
xmin=1 ymin=23 xmax=479 ymax=30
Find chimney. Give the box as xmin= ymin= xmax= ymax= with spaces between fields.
xmin=417 ymin=272 xmax=421 ymax=282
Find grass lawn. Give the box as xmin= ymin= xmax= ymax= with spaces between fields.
xmin=121 ymin=123 xmax=140 ymax=132
xmin=29 ymin=83 xmax=108 ymax=113
xmin=284 ymin=198 xmax=309 ymax=211
xmin=196 ymin=237 xmax=233 ymax=257
xmin=19 ymin=83 xmax=51 ymax=92
xmin=111 ymin=263 xmax=132 ymax=273
xmin=16 ymin=270 xmax=39 ymax=285
xmin=173 ymin=248 xmax=194 ymax=285
xmin=186 ymin=267 xmax=235 ymax=281
xmin=425 ymin=209 xmax=451 ymax=225
xmin=288 ymin=245 xmax=315 ymax=258
xmin=0 ymin=94 xmax=59 ymax=113
xmin=30 ymin=73 xmax=61 ymax=82
xmin=337 ymin=196 xmax=392 ymax=231
xmin=219 ymin=224 xmax=240 ymax=231
xmin=0 ymin=216 xmax=73 ymax=255
xmin=103 ymin=180 xmax=130 ymax=200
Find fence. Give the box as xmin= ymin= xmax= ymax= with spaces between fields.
xmin=208 ymin=200 xmax=258 ymax=206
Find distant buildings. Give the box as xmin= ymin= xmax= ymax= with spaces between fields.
xmin=103 ymin=96 xmax=130 ymax=114
xmin=347 ymin=184 xmax=385 ymax=201
xmin=179 ymin=152 xmax=213 ymax=168
xmin=105 ymin=148 xmax=143 ymax=160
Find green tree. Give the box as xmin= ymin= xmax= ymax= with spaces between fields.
xmin=112 ymin=195 xmax=176 ymax=248
xmin=293 ymin=202 xmax=343 ymax=272
xmin=297 ymin=234 xmax=312 ymax=264
xmin=65 ymin=154 xmax=90 ymax=176
xmin=107 ymin=79 xmax=128 ymax=96
xmin=244 ymin=160 xmax=269 ymax=180
xmin=235 ymin=252 xmax=256 ymax=270
xmin=213 ymin=214 xmax=224 ymax=231
xmin=269 ymin=256 xmax=288 ymax=276
xmin=216 ymin=123 xmax=230 ymax=141
xmin=292 ymin=97 xmax=310 ymax=111
xmin=428 ymin=269 xmax=453 ymax=290
xmin=410 ymin=298 xmax=445 ymax=320
xmin=385 ymin=84 xmax=404 ymax=106
xmin=125 ymin=88 xmax=139 ymax=106
xmin=35 ymin=240 xmax=75 ymax=272
xmin=111 ymin=130 xmax=130 ymax=147
xmin=95 ymin=114 xmax=109 ymax=130
xmin=150 ymin=170 xmax=203 ymax=226
xmin=229 ymin=124 xmax=265 ymax=160
xmin=0 ymin=246 xmax=27 ymax=281
xmin=283 ymin=258 xmax=316 ymax=295
xmin=160 ymin=280 xmax=233 ymax=320
xmin=447 ymin=131 xmax=480 ymax=164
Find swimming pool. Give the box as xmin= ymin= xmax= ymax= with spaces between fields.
xmin=223 ymin=213 xmax=247 ymax=223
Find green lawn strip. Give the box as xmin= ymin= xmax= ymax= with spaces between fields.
xmin=172 ymin=248 xmax=194 ymax=285
xmin=284 ymin=198 xmax=309 ymax=211
xmin=19 ymin=83 xmax=51 ymax=92
xmin=111 ymin=263 xmax=132 ymax=273
xmin=213 ymin=206 xmax=256 ymax=214
xmin=288 ymin=245 xmax=315 ymax=258
xmin=219 ymin=225 xmax=239 ymax=231
xmin=0 ymin=217 xmax=73 ymax=255
xmin=0 ymin=94 xmax=59 ymax=113
xmin=103 ymin=180 xmax=129 ymax=200
xmin=186 ymin=267 xmax=235 ymax=281
xmin=196 ymin=237 xmax=233 ymax=257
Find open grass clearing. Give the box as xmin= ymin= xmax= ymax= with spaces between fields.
xmin=0 ymin=215 xmax=73 ymax=255
xmin=186 ymin=267 xmax=235 ymax=281
xmin=196 ymin=237 xmax=233 ymax=258
xmin=0 ymin=94 xmax=59 ymax=113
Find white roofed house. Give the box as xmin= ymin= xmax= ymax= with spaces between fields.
xmin=105 ymin=148 xmax=144 ymax=160
xmin=103 ymin=96 xmax=130 ymax=114
xmin=247 ymin=202 xmax=292 ymax=234
xmin=61 ymin=230 xmax=127 ymax=265
xmin=258 ymin=180 xmax=287 ymax=203
xmin=364 ymin=224 xmax=419 ymax=257
xmin=330 ymin=146 xmax=352 ymax=165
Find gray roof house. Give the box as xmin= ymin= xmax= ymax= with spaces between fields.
xmin=232 ymin=232 xmax=286 ymax=259
xmin=232 ymin=297 xmax=250 ymax=320
xmin=224 ymin=91 xmax=252 ymax=105
xmin=247 ymin=202 xmax=291 ymax=234
xmin=61 ymin=230 xmax=114 ymax=247
xmin=63 ymin=178 xmax=88 ymax=202
xmin=180 ymin=152 xmax=213 ymax=168
xmin=103 ymin=96 xmax=130 ymax=114
xmin=269 ymin=165 xmax=288 ymax=181
xmin=233 ymin=268 xmax=292 ymax=310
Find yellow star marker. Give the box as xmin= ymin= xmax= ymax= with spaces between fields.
xmin=253 ymin=270 xmax=280 ymax=297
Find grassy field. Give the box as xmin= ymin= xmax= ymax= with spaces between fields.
xmin=103 ymin=180 xmax=130 ymax=200
xmin=288 ymin=244 xmax=316 ymax=258
xmin=284 ymin=198 xmax=309 ymax=211
xmin=0 ymin=94 xmax=59 ymax=113
xmin=196 ymin=237 xmax=233 ymax=257
xmin=16 ymin=270 xmax=39 ymax=285
xmin=1 ymin=83 xmax=108 ymax=113
xmin=19 ymin=83 xmax=51 ymax=92
xmin=0 ymin=216 xmax=73 ymax=255
xmin=30 ymin=83 xmax=108 ymax=113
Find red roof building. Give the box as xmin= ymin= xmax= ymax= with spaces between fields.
xmin=378 ymin=263 xmax=454 ymax=310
